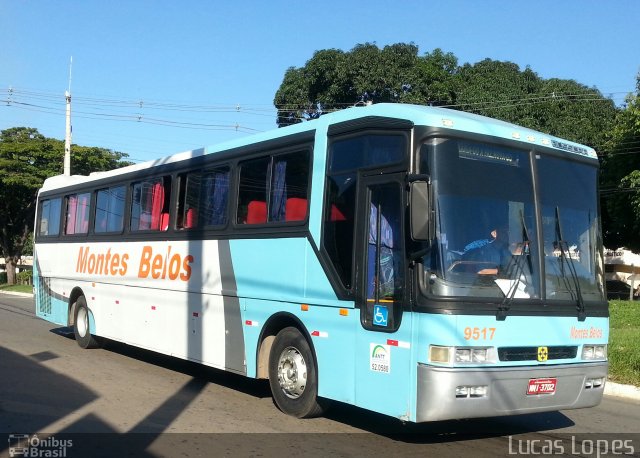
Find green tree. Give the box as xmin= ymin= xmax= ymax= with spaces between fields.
xmin=453 ymin=60 xmax=616 ymax=151
xmin=601 ymin=74 xmax=640 ymax=250
xmin=0 ymin=127 xmax=131 ymax=284
xmin=274 ymin=43 xmax=458 ymax=127
xmin=274 ymin=43 xmax=616 ymax=152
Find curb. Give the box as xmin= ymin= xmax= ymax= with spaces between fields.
xmin=605 ymin=381 xmax=640 ymax=401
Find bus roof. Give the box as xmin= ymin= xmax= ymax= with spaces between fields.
xmin=40 ymin=103 xmax=597 ymax=192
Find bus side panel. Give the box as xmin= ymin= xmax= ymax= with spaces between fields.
xmin=353 ymin=312 xmax=415 ymax=421
xmin=34 ymin=247 xmax=73 ymax=327
xmin=34 ymin=239 xmax=247 ymax=375
xmin=230 ymin=238 xmax=358 ymax=404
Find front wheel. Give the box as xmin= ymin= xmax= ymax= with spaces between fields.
xmin=268 ymin=326 xmax=327 ymax=418
xmin=73 ymin=296 xmax=100 ymax=349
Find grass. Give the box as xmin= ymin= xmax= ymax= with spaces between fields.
xmin=608 ymin=300 xmax=640 ymax=387
xmin=0 ymin=283 xmax=33 ymax=294
xmin=0 ymin=282 xmax=637 ymax=385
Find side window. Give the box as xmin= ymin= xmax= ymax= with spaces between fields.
xmin=177 ymin=167 xmax=230 ymax=229
xmin=237 ymin=157 xmax=269 ymax=224
xmin=323 ymin=133 xmax=406 ymax=290
xmin=64 ymin=192 xmax=91 ymax=235
xmin=323 ymin=172 xmax=356 ymax=288
xmin=38 ymin=198 xmax=62 ymax=236
xmin=237 ymin=150 xmax=310 ymax=225
xmin=366 ymin=184 xmax=404 ymax=303
xmin=95 ymin=185 xmax=126 ymax=233
xmin=270 ymin=151 xmax=310 ymax=222
xmin=131 ymin=176 xmax=171 ymax=232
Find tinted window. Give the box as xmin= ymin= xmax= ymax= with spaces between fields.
xmin=39 ymin=198 xmax=62 ymax=236
xmin=330 ymin=134 xmax=404 ymax=173
xmin=323 ymin=133 xmax=406 ymax=290
xmin=177 ymin=167 xmax=230 ymax=229
xmin=64 ymin=193 xmax=91 ymax=235
xmin=95 ymin=186 xmax=126 ymax=233
xmin=131 ymin=177 xmax=171 ymax=232
xmin=269 ymin=151 xmax=310 ymax=222
xmin=237 ymin=150 xmax=310 ymax=225
xmin=237 ymin=157 xmax=270 ymax=224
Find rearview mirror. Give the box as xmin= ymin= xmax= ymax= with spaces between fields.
xmin=410 ymin=181 xmax=431 ymax=241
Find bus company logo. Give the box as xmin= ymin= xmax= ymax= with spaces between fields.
xmin=570 ymin=326 xmax=603 ymax=340
xmin=8 ymin=434 xmax=73 ymax=457
xmin=75 ymin=245 xmax=193 ymax=282
xmin=537 ymin=346 xmax=549 ymax=362
xmin=370 ymin=343 xmax=391 ymax=374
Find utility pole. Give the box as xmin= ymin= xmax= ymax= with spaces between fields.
xmin=64 ymin=57 xmax=73 ymax=176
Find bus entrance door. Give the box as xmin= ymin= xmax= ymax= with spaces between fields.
xmin=354 ymin=174 xmax=414 ymax=419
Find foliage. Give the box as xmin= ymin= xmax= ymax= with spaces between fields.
xmin=274 ymin=42 xmax=616 ymax=153
xmin=16 ymin=269 xmax=32 ymax=285
xmin=600 ymin=75 xmax=640 ymax=250
xmin=275 ymin=42 xmax=638 ymax=246
xmin=608 ymin=300 xmax=640 ymax=386
xmin=0 ymin=127 xmax=132 ymax=284
xmin=274 ymin=43 xmax=458 ymax=127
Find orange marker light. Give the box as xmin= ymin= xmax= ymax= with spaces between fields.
xmin=339 ymin=309 xmax=349 ymax=316
xmin=301 ymin=304 xmax=309 ymax=312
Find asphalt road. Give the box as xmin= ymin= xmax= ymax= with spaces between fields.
xmin=1 ymin=292 xmax=638 ymax=457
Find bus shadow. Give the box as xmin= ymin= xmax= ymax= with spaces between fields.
xmin=49 ymin=326 xmax=575 ymax=444
xmin=0 ymin=346 xmax=99 ymax=452
xmin=50 ymin=326 xmax=272 ymax=400
xmin=323 ymin=401 xmax=576 ymax=443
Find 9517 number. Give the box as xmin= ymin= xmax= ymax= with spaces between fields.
xmin=464 ymin=327 xmax=496 ymax=341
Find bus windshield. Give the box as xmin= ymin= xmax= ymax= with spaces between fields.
xmin=538 ymin=155 xmax=604 ymax=302
xmin=418 ymin=138 xmax=604 ymax=302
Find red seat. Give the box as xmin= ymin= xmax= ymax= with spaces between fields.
xmin=246 ymin=200 xmax=266 ymax=224
xmin=330 ymin=204 xmax=347 ymax=221
xmin=285 ymin=198 xmax=307 ymax=221
xmin=160 ymin=213 xmax=170 ymax=231
xmin=184 ymin=208 xmax=197 ymax=229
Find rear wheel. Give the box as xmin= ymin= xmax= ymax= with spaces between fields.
xmin=268 ymin=326 xmax=327 ymax=418
xmin=73 ymin=296 xmax=100 ymax=349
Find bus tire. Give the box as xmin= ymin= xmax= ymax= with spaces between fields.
xmin=268 ymin=326 xmax=326 ymax=418
xmin=73 ymin=296 xmax=100 ymax=349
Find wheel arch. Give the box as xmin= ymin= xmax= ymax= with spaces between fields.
xmin=256 ymin=312 xmax=316 ymax=380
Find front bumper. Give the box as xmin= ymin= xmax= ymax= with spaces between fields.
xmin=416 ymin=362 xmax=608 ymax=422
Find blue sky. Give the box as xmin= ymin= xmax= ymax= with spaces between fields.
xmin=1 ymin=0 xmax=639 ymax=163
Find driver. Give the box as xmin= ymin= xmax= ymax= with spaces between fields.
xmin=463 ymin=226 xmax=513 ymax=275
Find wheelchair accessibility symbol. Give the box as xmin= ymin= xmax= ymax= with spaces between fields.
xmin=373 ymin=305 xmax=388 ymax=327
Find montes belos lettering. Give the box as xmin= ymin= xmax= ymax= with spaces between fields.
xmin=76 ymin=245 xmax=193 ymax=281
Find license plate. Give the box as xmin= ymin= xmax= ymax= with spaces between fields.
xmin=527 ymin=378 xmax=557 ymax=395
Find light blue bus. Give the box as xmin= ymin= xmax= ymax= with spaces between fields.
xmin=34 ymin=103 xmax=608 ymax=422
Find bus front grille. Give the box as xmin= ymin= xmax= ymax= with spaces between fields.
xmin=498 ymin=346 xmax=578 ymax=362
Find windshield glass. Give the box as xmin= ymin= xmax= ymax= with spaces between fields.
xmin=419 ymin=138 xmax=540 ymax=299
xmin=537 ymin=156 xmax=605 ymax=301
xmin=417 ymin=138 xmax=604 ymax=303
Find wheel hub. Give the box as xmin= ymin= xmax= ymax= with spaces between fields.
xmin=277 ymin=346 xmax=307 ymax=399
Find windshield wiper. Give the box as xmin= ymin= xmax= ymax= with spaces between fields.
xmin=555 ymin=207 xmax=587 ymax=321
xmin=497 ymin=210 xmax=531 ymax=320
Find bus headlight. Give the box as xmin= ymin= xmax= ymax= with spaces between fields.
xmin=429 ymin=345 xmax=452 ymax=364
xmin=582 ymin=344 xmax=607 ymax=360
xmin=429 ymin=346 xmax=495 ymax=365
xmin=456 ymin=348 xmax=491 ymax=363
